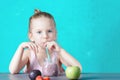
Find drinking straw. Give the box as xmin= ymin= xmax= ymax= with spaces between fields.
xmin=45 ymin=47 xmax=51 ymax=62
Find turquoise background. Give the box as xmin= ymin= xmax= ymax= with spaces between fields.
xmin=0 ymin=0 xmax=120 ymax=73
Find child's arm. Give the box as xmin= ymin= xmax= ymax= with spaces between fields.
xmin=59 ymin=49 xmax=82 ymax=70
xmin=9 ymin=43 xmax=29 ymax=74
xmin=9 ymin=42 xmax=37 ymax=74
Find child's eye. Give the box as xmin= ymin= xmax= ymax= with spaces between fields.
xmin=37 ymin=31 xmax=41 ymax=34
xmin=48 ymin=30 xmax=52 ymax=33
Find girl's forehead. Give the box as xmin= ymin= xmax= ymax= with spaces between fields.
xmin=31 ymin=17 xmax=54 ymax=26
xmin=30 ymin=17 xmax=55 ymax=30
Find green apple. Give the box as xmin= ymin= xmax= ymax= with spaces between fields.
xmin=65 ymin=66 xmax=81 ymax=79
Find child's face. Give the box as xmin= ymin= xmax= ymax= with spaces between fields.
xmin=29 ymin=17 xmax=56 ymax=48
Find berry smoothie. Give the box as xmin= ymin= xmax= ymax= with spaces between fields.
xmin=42 ymin=60 xmax=58 ymax=76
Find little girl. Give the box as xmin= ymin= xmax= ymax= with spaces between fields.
xmin=9 ymin=9 xmax=82 ymax=75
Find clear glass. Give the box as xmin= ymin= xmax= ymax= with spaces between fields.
xmin=42 ymin=52 xmax=58 ymax=77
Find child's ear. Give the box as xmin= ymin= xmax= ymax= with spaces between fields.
xmin=28 ymin=32 xmax=34 ymax=41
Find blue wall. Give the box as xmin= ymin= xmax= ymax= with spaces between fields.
xmin=0 ymin=0 xmax=120 ymax=73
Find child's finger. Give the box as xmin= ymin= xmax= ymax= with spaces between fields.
xmin=28 ymin=43 xmax=35 ymax=51
xmin=43 ymin=42 xmax=48 ymax=48
xmin=52 ymin=43 xmax=60 ymax=52
xmin=26 ymin=43 xmax=33 ymax=51
xmin=47 ymin=41 xmax=59 ymax=52
xmin=52 ymin=41 xmax=60 ymax=52
xmin=31 ymin=42 xmax=38 ymax=54
xmin=27 ymin=42 xmax=37 ymax=53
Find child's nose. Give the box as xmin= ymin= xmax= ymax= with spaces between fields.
xmin=42 ymin=32 xmax=48 ymax=39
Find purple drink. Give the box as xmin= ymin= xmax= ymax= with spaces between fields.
xmin=42 ymin=59 xmax=58 ymax=77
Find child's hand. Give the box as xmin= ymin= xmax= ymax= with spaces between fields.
xmin=44 ymin=41 xmax=60 ymax=52
xmin=19 ymin=42 xmax=38 ymax=53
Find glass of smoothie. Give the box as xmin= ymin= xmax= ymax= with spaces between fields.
xmin=42 ymin=58 xmax=58 ymax=77
xmin=42 ymin=47 xmax=58 ymax=76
